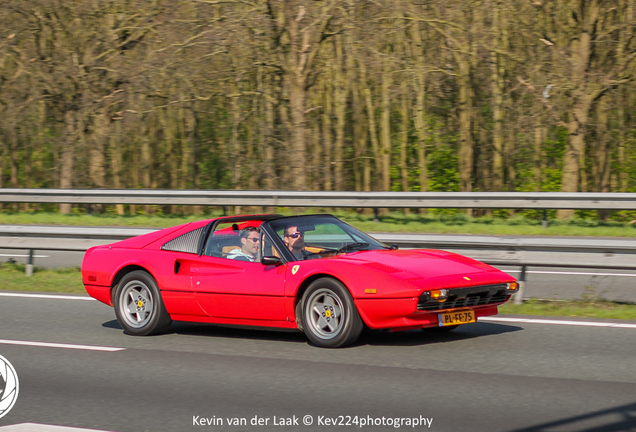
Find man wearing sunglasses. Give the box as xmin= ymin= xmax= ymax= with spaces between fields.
xmin=283 ymin=225 xmax=311 ymax=260
xmin=228 ymin=226 xmax=260 ymax=262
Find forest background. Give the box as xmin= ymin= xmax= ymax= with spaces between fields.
xmin=1 ymin=0 xmax=635 ymax=220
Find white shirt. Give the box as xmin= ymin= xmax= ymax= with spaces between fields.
xmin=227 ymin=249 xmax=256 ymax=262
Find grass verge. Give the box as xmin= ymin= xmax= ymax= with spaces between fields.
xmin=0 ymin=263 xmax=85 ymax=294
xmin=498 ymin=298 xmax=635 ymax=320
xmin=2 ymin=263 xmax=634 ymax=320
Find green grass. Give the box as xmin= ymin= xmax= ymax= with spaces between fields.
xmin=499 ymin=299 xmax=636 ymax=321
xmin=2 ymin=263 xmax=634 ymax=320
xmin=2 ymin=210 xmax=636 ymax=237
xmin=0 ymin=263 xmax=85 ymax=293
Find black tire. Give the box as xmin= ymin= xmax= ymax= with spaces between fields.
xmin=114 ymin=270 xmax=171 ymax=336
xmin=295 ymin=300 xmax=304 ymax=332
xmin=301 ymin=278 xmax=363 ymax=348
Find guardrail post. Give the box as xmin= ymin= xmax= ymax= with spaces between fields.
xmin=26 ymin=249 xmax=34 ymax=277
xmin=542 ymin=209 xmax=548 ymax=228
xmin=373 ymin=208 xmax=379 ymax=222
xmin=514 ymin=265 xmax=526 ymax=304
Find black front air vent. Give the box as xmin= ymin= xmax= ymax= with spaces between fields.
xmin=417 ymin=283 xmax=509 ymax=311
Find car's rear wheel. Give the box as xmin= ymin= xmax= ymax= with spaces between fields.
xmin=301 ymin=278 xmax=363 ymax=348
xmin=114 ymin=270 xmax=171 ymax=336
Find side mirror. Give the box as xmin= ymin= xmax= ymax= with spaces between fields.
xmin=390 ymin=244 xmax=399 ymax=250
xmin=261 ymin=256 xmax=282 ymax=266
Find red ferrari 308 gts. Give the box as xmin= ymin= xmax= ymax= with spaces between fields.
xmin=82 ymin=214 xmax=518 ymax=347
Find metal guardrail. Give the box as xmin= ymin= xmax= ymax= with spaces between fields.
xmin=375 ymin=233 xmax=636 ymax=270
xmin=0 ymin=225 xmax=154 ymax=251
xmin=3 ymin=226 xmax=636 ymax=270
xmin=2 ymin=188 xmax=636 ymax=209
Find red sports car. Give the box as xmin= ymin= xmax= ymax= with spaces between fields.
xmin=82 ymin=214 xmax=518 ymax=347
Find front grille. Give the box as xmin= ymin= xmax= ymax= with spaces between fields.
xmin=417 ymin=283 xmax=509 ymax=311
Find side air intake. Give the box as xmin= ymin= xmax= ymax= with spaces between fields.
xmin=161 ymin=227 xmax=205 ymax=254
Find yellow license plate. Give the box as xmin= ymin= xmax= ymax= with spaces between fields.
xmin=438 ymin=310 xmax=475 ymax=326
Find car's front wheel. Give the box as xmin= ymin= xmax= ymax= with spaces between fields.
xmin=114 ymin=270 xmax=171 ymax=336
xmin=301 ymin=278 xmax=363 ymax=348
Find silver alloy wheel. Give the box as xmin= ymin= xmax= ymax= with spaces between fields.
xmin=305 ymin=288 xmax=345 ymax=340
xmin=118 ymin=280 xmax=154 ymax=329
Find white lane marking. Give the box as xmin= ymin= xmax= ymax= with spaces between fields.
xmin=0 ymin=423 xmax=113 ymax=432
xmin=481 ymin=317 xmax=636 ymax=329
xmin=505 ymin=269 xmax=636 ymax=277
xmin=0 ymin=339 xmax=125 ymax=352
xmin=0 ymin=292 xmax=95 ymax=301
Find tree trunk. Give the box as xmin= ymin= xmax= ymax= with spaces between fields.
xmin=413 ymin=78 xmax=428 ymax=195
xmin=333 ymin=36 xmax=347 ymax=191
xmin=283 ymin=0 xmax=308 ymax=191
xmin=89 ymin=112 xmax=108 ymax=214
xmin=312 ymin=121 xmax=322 ymax=191
xmin=400 ymin=82 xmax=409 ymax=193
xmin=0 ymin=135 xmax=4 ymax=211
xmin=158 ymin=107 xmax=179 ymax=213
xmin=617 ymin=90 xmax=627 ymax=191
xmin=348 ymin=45 xmax=365 ymax=193
xmin=60 ymin=110 xmax=77 ymax=214
xmin=557 ymin=0 xmax=600 ymax=218
xmin=409 ymin=21 xmax=428 ymax=196
xmin=110 ymin=121 xmax=125 ymax=215
xmin=142 ymin=121 xmax=153 ymax=214
xmin=558 ymin=96 xmax=592 ymax=217
xmin=457 ymin=60 xmax=473 ymax=193
xmin=230 ymin=88 xmax=242 ymax=189
xmin=380 ymin=59 xmax=392 ymax=193
xmin=262 ymin=72 xmax=276 ymax=191
xmin=533 ymin=114 xmax=546 ymax=191
xmin=359 ymin=59 xmax=380 ymax=191
xmin=321 ymin=74 xmax=333 ymax=191
xmin=593 ymin=97 xmax=611 ymax=220
xmin=490 ymin=47 xmax=505 ymax=190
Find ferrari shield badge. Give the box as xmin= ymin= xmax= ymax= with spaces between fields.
xmin=291 ymin=265 xmax=300 ymax=275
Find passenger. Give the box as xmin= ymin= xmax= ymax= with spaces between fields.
xmin=227 ymin=227 xmax=260 ymax=262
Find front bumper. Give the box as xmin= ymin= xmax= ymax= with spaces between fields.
xmin=356 ymin=296 xmax=505 ymax=331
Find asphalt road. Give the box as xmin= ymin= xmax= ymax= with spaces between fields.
xmin=1 ymin=293 xmax=636 ymax=432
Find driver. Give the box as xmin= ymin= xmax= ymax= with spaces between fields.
xmin=228 ymin=226 xmax=260 ymax=262
xmin=283 ymin=225 xmax=314 ymax=260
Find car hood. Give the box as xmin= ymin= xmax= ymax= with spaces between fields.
xmin=341 ymin=249 xmax=501 ymax=280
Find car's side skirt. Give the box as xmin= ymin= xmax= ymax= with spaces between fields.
xmin=168 ymin=314 xmax=298 ymax=329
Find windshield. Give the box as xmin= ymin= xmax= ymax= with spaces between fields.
xmin=267 ymin=215 xmax=388 ymax=261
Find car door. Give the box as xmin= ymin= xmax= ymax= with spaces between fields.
xmin=192 ymin=227 xmax=287 ymax=321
